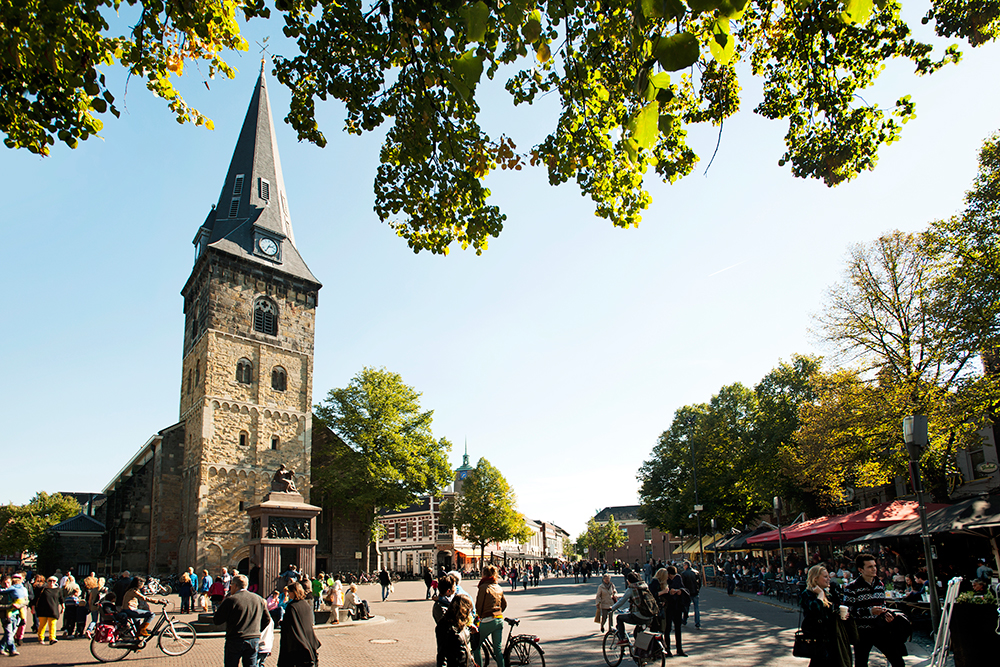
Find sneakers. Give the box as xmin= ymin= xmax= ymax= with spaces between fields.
xmin=49 ymin=639 xmax=58 ymax=645
xmin=616 ymin=638 xmax=630 ymax=646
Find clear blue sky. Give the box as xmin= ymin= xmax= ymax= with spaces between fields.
xmin=3 ymin=14 xmax=998 ymax=540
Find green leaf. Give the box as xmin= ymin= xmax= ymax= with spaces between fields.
xmin=654 ymin=32 xmax=700 ymax=71
xmin=460 ymin=1 xmax=490 ymax=43
xmin=642 ymin=0 xmax=666 ymax=18
xmin=91 ymin=98 xmax=107 ymax=113
xmin=840 ymin=0 xmax=873 ymax=24
xmin=628 ymin=102 xmax=659 ymax=151
xmin=686 ymin=0 xmax=723 ymax=14
xmin=709 ymin=18 xmax=735 ymax=65
xmin=658 ymin=114 xmax=675 ymax=136
xmin=664 ymin=0 xmax=687 ymax=19
xmin=522 ymin=11 xmax=542 ymax=42
xmin=452 ymin=49 xmax=484 ymax=99
xmin=716 ymin=0 xmax=749 ymax=18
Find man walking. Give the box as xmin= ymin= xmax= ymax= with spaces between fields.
xmin=844 ymin=553 xmax=905 ymax=667
xmin=680 ymin=560 xmax=701 ymax=629
xmin=378 ymin=568 xmax=391 ymax=602
xmin=214 ymin=574 xmax=268 ymax=667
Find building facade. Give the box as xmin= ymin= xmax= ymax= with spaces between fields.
xmin=102 ymin=63 xmax=322 ymax=575
xmin=593 ymin=506 xmax=674 ymax=565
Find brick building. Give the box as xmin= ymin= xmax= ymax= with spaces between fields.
xmin=101 ymin=63 xmax=323 ymax=576
xmin=593 ymin=505 xmax=674 ymax=565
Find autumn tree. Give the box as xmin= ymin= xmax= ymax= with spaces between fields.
xmin=0 ymin=492 xmax=81 ymax=559
xmin=4 ymin=0 xmax=999 ymax=253
xmin=439 ymin=457 xmax=530 ymax=564
xmin=313 ymin=367 xmax=453 ymax=571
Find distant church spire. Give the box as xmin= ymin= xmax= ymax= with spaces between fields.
xmin=191 ymin=62 xmax=319 ymax=286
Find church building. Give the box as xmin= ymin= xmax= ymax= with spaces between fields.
xmin=101 ymin=63 xmax=322 ymax=575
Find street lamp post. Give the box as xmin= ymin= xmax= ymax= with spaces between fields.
xmin=695 ymin=504 xmax=705 ymax=573
xmin=689 ymin=438 xmax=706 ymax=574
xmin=774 ymin=496 xmax=786 ymax=582
xmin=662 ymin=533 xmax=666 ymax=562
xmin=903 ymin=415 xmax=942 ymax=629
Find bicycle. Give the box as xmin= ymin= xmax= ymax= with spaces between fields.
xmin=602 ymin=615 xmax=668 ymax=667
xmin=480 ymin=617 xmax=545 ymax=667
xmin=90 ymin=601 xmax=196 ymax=662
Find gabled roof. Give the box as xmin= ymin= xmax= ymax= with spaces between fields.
xmin=50 ymin=513 xmax=105 ymax=534
xmin=194 ymin=61 xmax=320 ymax=287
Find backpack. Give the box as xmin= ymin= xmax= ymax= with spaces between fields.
xmin=631 ymin=584 xmax=658 ymax=619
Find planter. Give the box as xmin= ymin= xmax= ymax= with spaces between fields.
xmin=950 ymin=604 xmax=1000 ymax=667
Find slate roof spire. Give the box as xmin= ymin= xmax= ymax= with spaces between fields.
xmin=193 ymin=60 xmax=319 ymax=285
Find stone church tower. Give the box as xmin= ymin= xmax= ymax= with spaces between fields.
xmin=177 ymin=62 xmax=322 ymax=570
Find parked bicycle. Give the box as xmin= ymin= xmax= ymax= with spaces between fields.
xmin=602 ymin=614 xmax=668 ymax=667
xmin=480 ymin=617 xmax=545 ymax=667
xmin=90 ymin=601 xmax=196 ymax=662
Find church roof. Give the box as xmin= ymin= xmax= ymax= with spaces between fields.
xmin=50 ymin=513 xmax=105 ymax=534
xmin=194 ymin=61 xmax=320 ymax=286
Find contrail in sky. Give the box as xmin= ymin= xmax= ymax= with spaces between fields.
xmin=707 ymin=260 xmax=747 ymax=277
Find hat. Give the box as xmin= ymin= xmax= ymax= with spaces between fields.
xmin=11 ymin=574 xmax=22 ymax=580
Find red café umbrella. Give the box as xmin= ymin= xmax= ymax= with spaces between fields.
xmin=747 ymin=500 xmax=950 ymax=546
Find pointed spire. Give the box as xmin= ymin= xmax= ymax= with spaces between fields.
xmin=194 ymin=64 xmax=319 ymax=286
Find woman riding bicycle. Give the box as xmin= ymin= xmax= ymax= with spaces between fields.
xmin=120 ymin=577 xmax=168 ymax=636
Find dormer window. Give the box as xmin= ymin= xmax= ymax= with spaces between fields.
xmin=228 ymin=198 xmax=240 ymax=218
xmin=233 ymin=174 xmax=245 ymax=196
xmin=259 ymin=178 xmax=270 ymax=202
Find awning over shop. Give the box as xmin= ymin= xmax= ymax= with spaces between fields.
xmin=675 ymin=533 xmax=722 ymax=554
xmin=747 ymin=501 xmax=948 ymax=547
xmin=853 ymin=494 xmax=1000 ymax=542
xmin=717 ymin=525 xmax=773 ymax=551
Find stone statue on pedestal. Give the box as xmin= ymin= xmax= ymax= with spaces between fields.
xmin=271 ymin=464 xmax=298 ymax=493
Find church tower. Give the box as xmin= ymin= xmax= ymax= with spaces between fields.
xmin=177 ymin=63 xmax=322 ymax=571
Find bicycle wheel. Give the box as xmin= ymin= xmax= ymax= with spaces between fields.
xmin=90 ymin=637 xmax=133 ymax=662
xmin=158 ymin=621 xmax=196 ymax=656
xmin=505 ymin=637 xmax=545 ymax=667
xmin=602 ymin=630 xmax=624 ymax=667
xmin=638 ymin=637 xmax=667 ymax=667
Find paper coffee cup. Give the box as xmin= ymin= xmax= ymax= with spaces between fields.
xmin=839 ymin=605 xmax=849 ymax=620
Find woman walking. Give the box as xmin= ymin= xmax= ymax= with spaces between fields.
xmin=277 ymin=582 xmax=321 ymax=667
xmin=596 ymin=574 xmax=618 ymax=634
xmin=800 ymin=564 xmax=851 ymax=667
xmin=474 ymin=565 xmax=507 ymax=667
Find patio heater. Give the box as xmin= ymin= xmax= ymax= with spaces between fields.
xmin=774 ymin=496 xmax=786 ymax=581
xmin=903 ymin=415 xmax=942 ymax=629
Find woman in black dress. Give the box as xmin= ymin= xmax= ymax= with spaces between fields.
xmin=277 ymin=582 xmax=321 ymax=667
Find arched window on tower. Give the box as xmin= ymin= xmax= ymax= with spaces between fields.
xmin=236 ymin=358 xmax=253 ymax=384
xmin=271 ymin=366 xmax=287 ymax=391
xmin=253 ymin=298 xmax=278 ymax=336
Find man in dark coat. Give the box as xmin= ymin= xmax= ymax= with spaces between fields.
xmin=214 ymin=574 xmax=268 ymax=667
xmin=379 ymin=568 xmax=392 ymax=601
xmin=680 ymin=560 xmax=702 ymax=629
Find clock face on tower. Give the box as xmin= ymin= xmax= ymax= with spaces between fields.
xmin=257 ymin=237 xmax=278 ymax=256
xmin=459 ymin=471 xmax=468 ymax=480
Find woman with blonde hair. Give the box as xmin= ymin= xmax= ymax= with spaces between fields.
xmin=595 ymin=573 xmax=618 ymax=633
xmin=800 ymin=564 xmax=851 ymax=667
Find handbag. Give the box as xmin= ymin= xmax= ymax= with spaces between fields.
xmin=792 ymin=630 xmax=823 ymax=658
xmin=594 ymin=606 xmax=601 ymax=623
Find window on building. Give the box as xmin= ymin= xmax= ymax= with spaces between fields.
xmin=236 ymin=358 xmax=253 ymax=384
xmin=644 ymin=526 xmax=652 ymax=540
xmin=239 ymin=431 xmax=248 ymax=448
xmin=253 ymin=298 xmax=278 ymax=336
xmin=272 ymin=366 xmax=287 ymax=391
xmin=259 ymin=178 xmax=270 ymax=201
xmin=233 ymin=174 xmax=245 ymax=196
xmin=229 ymin=198 xmax=240 ymax=218
xmin=271 ymin=436 xmax=279 ymax=450
xmin=194 ymin=360 xmax=200 ymax=386
xmin=186 ymin=370 xmax=191 ymax=395
xmin=394 ymin=524 xmax=400 ymax=539
xmin=969 ymin=447 xmax=992 ymax=479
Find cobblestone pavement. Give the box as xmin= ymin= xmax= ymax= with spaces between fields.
xmin=3 ymin=576 xmax=950 ymax=666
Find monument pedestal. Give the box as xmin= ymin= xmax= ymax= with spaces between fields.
xmin=246 ymin=490 xmax=321 ymax=593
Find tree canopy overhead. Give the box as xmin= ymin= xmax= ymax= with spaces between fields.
xmin=0 ymin=492 xmax=81 ymax=559
xmin=4 ymin=0 xmax=997 ymax=253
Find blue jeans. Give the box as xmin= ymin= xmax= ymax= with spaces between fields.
xmin=473 ymin=617 xmax=505 ymax=667
xmin=381 ymin=584 xmax=389 ymax=601
xmin=2 ymin=614 xmax=18 ymax=653
xmin=224 ymin=636 xmax=260 ymax=667
xmin=686 ymin=595 xmax=700 ymax=627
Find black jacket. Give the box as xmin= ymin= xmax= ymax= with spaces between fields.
xmin=213 ymin=590 xmax=268 ymax=639
xmin=436 ymin=622 xmax=473 ymax=667
xmin=278 ymin=599 xmax=321 ymax=667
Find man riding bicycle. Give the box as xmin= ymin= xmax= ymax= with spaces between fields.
xmin=610 ymin=572 xmax=655 ymax=645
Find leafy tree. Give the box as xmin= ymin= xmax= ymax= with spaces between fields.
xmin=0 ymin=492 xmax=81 ymax=558
xmin=439 ymin=457 xmax=530 ymax=564
xmin=638 ymin=355 xmax=821 ymax=529
xmin=313 ymin=366 xmax=453 ymax=571
xmin=5 ymin=1 xmax=998 ymax=254
xmin=583 ymin=514 xmax=626 ymax=560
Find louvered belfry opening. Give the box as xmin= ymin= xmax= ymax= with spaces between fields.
xmin=253 ymin=298 xmax=277 ymax=335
